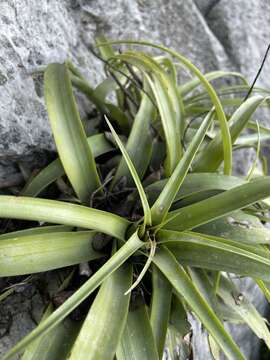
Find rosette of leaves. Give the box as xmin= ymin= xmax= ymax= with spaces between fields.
xmin=1 ymin=38 xmax=270 ymax=360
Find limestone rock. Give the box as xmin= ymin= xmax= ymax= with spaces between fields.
xmin=0 ymin=0 xmax=230 ymax=161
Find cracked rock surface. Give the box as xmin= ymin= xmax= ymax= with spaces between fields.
xmin=0 ymin=0 xmax=231 ymax=161
xmin=1 ymin=1 xmax=270 ymax=359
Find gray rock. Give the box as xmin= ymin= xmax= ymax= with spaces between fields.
xmin=0 ymin=281 xmax=44 ymax=359
xmin=205 ymin=1 xmax=270 ymax=85
xmin=0 ymin=162 xmax=22 ymax=191
xmin=0 ymin=0 xmax=231 ymax=161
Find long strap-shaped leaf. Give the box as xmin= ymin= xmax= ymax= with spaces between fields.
xmin=0 ymin=225 xmax=72 ymax=240
xmin=22 ymin=134 xmax=113 ymax=197
xmin=100 ymin=41 xmax=232 ymax=175
xmin=0 ymin=231 xmax=103 ymax=276
xmin=0 ymin=196 xmax=129 ymax=240
xmin=217 ymin=275 xmax=270 ymax=349
xmin=153 ymin=246 xmax=245 ymax=360
xmin=116 ymin=294 xmax=159 ymax=360
xmin=95 ymin=35 xmax=127 ymax=107
xmin=71 ymin=73 xmax=130 ymax=135
xmin=179 ymin=71 xmax=248 ymax=97
xmin=151 ymin=110 xmax=213 ymax=224
xmin=1 ymin=232 xmax=143 ymax=360
xmin=146 ymin=173 xmax=245 ymax=206
xmin=69 ymin=262 xmax=132 ymax=360
xmin=45 ymin=63 xmax=101 ymax=203
xmin=106 ymin=118 xmax=151 ymax=229
xmin=145 ymin=72 xmax=181 ymax=176
xmin=69 ymin=73 xmax=107 ymax=113
xmin=256 ymin=279 xmax=270 ymax=303
xmin=186 ymin=84 xmax=270 ymax=107
xmin=150 ymin=265 xmax=172 ymax=359
xmin=114 ymin=51 xmax=182 ymax=176
xmin=21 ymin=304 xmax=81 ymax=360
xmin=196 ymin=210 xmax=270 ymax=245
xmin=159 ymin=230 xmax=270 ymax=281
xmin=113 ymin=91 xmax=154 ymax=186
xmin=164 ymin=176 xmax=270 ymax=231
xmin=187 ymin=268 xmax=221 ymax=317
xmin=194 ymin=95 xmax=265 ymax=172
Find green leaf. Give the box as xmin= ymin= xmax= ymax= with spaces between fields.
xmin=0 ymin=231 xmax=103 ymax=276
xmin=151 ymin=110 xmax=213 ymax=224
xmin=194 ymin=95 xmax=264 ymax=172
xmin=101 ymin=41 xmax=232 ymax=175
xmin=94 ymin=77 xmax=118 ymax=101
xmin=22 ymin=304 xmax=81 ymax=360
xmin=187 ymin=268 xmax=220 ymax=316
xmin=179 ymin=71 xmax=248 ymax=97
xmin=0 ymin=225 xmax=72 ymax=240
xmin=0 ymin=196 xmax=129 ymax=240
xmin=146 ymin=72 xmax=181 ymax=175
xmin=196 ymin=210 xmax=270 ymax=245
xmin=153 ymin=246 xmax=245 ymax=360
xmin=235 ymin=133 xmax=270 ymax=146
xmin=186 ymin=84 xmax=270 ymax=107
xmin=44 ymin=63 xmax=101 ymax=203
xmin=113 ymin=91 xmax=155 ymax=186
xmin=248 ymin=121 xmax=270 ymax=135
xmin=69 ymin=68 xmax=130 ymax=134
xmin=69 ymin=262 xmax=132 ymax=360
xmin=116 ymin=292 xmax=159 ymax=360
xmin=246 ymin=120 xmax=261 ymax=180
xmin=150 ymin=265 xmax=172 ymax=358
xmin=170 ymin=295 xmax=191 ymax=336
xmin=0 ymin=287 xmax=16 ymax=303
xmin=164 ymin=176 xmax=270 ymax=231
xmin=114 ymin=51 xmax=182 ymax=175
xmin=69 ymin=73 xmax=107 ymax=113
xmin=106 ymin=118 xmax=151 ymax=229
xmin=208 ymin=335 xmax=221 ymax=360
xmin=96 ymin=35 xmax=115 ymax=60
xmin=95 ymin=35 xmax=129 ymax=110
xmin=256 ymin=279 xmax=270 ymax=303
xmin=216 ymin=275 xmax=270 ymax=350
xmin=146 ymin=173 xmax=245 ymax=206
xmin=105 ymin=103 xmax=130 ymax=135
xmin=159 ymin=230 xmax=270 ymax=281
xmin=166 ymin=325 xmax=191 ymax=360
xmin=22 ymin=134 xmax=113 ymax=197
xmin=1 ymin=231 xmax=143 ymax=360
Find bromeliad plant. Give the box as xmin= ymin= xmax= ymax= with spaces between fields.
xmin=1 ymin=38 xmax=270 ymax=359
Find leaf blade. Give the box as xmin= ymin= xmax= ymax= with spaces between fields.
xmin=150 ymin=265 xmax=172 ymax=358
xmin=106 ymin=118 xmax=151 ymax=228
xmin=194 ymin=95 xmax=264 ymax=172
xmin=0 ymin=196 xmax=129 ymax=240
xmin=100 ymin=41 xmax=232 ymax=175
xmin=159 ymin=229 xmax=270 ymax=281
xmin=151 ymin=110 xmax=213 ymax=224
xmin=153 ymin=246 xmax=245 ymax=360
xmin=45 ymin=63 xmax=101 ymax=203
xmin=164 ymin=176 xmax=270 ymax=231
xmin=0 ymin=231 xmax=103 ymax=276
xmin=69 ymin=262 xmax=133 ymax=360
xmin=116 ymin=293 xmax=159 ymax=360
xmin=113 ymin=92 xmax=155 ymax=186
xmin=22 ymin=134 xmax=113 ymax=198
xmin=1 ymin=231 xmax=143 ymax=360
